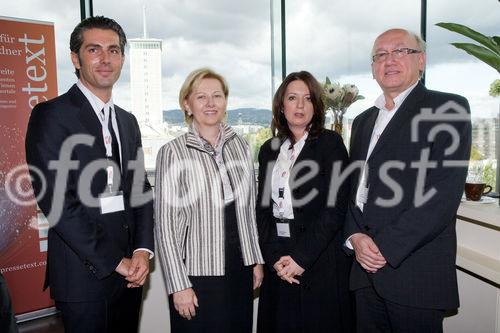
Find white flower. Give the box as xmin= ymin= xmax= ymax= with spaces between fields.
xmin=322 ymin=77 xmax=364 ymax=112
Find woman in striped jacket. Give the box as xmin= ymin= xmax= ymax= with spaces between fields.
xmin=155 ymin=68 xmax=264 ymax=333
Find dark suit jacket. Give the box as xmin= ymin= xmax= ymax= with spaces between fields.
xmin=257 ymin=130 xmax=354 ymax=332
xmin=25 ymin=84 xmax=154 ymax=302
xmin=344 ymin=82 xmax=471 ymax=310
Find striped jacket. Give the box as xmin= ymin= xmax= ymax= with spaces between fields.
xmin=155 ymin=124 xmax=264 ymax=294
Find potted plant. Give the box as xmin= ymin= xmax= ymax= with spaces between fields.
xmin=436 ymin=22 xmax=500 ymax=197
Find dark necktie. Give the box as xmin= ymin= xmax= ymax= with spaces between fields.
xmin=102 ymin=108 xmax=121 ymax=173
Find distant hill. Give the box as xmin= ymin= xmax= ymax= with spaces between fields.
xmin=163 ymin=108 xmax=272 ymax=127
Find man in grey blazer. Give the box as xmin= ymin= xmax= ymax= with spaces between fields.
xmin=344 ymin=28 xmax=471 ymax=332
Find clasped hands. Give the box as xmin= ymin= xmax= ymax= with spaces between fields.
xmin=350 ymin=233 xmax=386 ymax=273
xmin=115 ymin=250 xmax=150 ymax=288
xmin=273 ymin=255 xmax=305 ymax=284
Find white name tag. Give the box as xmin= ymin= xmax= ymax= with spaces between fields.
xmin=99 ymin=192 xmax=125 ymax=214
xmin=276 ymin=222 xmax=291 ymax=238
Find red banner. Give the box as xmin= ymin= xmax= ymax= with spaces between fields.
xmin=0 ymin=16 xmax=58 ymax=316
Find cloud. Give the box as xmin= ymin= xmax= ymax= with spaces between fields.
xmin=4 ymin=0 xmax=499 ymax=114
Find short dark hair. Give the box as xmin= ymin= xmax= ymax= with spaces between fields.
xmin=271 ymin=71 xmax=325 ymax=143
xmin=70 ymin=16 xmax=127 ymax=78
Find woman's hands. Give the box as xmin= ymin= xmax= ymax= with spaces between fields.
xmin=273 ymin=255 xmax=305 ymax=284
xmin=253 ymin=264 xmax=264 ymax=290
xmin=173 ymin=288 xmax=199 ymax=320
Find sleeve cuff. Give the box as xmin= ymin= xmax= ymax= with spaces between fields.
xmin=134 ymin=248 xmax=154 ymax=259
xmin=345 ymin=235 xmax=354 ymax=250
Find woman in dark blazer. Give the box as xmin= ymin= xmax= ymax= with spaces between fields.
xmin=256 ymin=71 xmax=354 ymax=333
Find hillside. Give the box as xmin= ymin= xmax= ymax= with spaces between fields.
xmin=163 ymin=108 xmax=272 ymax=126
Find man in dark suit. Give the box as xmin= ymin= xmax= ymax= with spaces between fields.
xmin=25 ymin=16 xmax=154 ymax=333
xmin=344 ymin=28 xmax=471 ymax=332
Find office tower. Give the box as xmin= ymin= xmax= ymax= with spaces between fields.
xmin=129 ymin=7 xmax=163 ymax=129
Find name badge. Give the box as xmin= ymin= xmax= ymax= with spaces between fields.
xmin=99 ymin=191 xmax=125 ymax=214
xmin=276 ymin=222 xmax=291 ymax=238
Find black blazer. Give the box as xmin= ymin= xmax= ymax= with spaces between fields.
xmin=256 ymin=130 xmax=354 ymax=332
xmin=344 ymin=82 xmax=471 ymax=310
xmin=257 ymin=130 xmax=350 ymax=272
xmin=25 ymin=84 xmax=154 ymax=302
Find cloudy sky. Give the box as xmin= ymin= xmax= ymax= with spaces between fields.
xmin=4 ymin=0 xmax=499 ymax=118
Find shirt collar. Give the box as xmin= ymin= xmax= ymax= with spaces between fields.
xmin=281 ymin=131 xmax=309 ymax=152
xmin=191 ymin=122 xmax=225 ymax=150
xmin=76 ymin=80 xmax=115 ymax=116
xmin=374 ymin=81 xmax=419 ymax=112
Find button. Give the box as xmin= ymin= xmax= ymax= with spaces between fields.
xmin=123 ymin=224 xmax=129 ymax=230
xmin=364 ymin=225 xmax=371 ymax=231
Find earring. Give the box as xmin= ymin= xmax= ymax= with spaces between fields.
xmin=280 ymin=109 xmax=284 ymax=114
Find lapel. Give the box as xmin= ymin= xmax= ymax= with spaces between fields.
xmin=71 ymin=85 xmax=107 ymax=155
xmin=357 ymin=109 xmax=378 ymax=161
xmin=264 ymin=138 xmax=281 ymax=207
xmin=115 ymin=106 xmax=130 ymax=177
xmin=293 ymin=135 xmax=316 ymax=165
xmin=368 ymin=82 xmax=426 ymax=161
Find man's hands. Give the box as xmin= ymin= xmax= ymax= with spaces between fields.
xmin=115 ymin=250 xmax=150 ymax=288
xmin=350 ymin=233 xmax=386 ymax=273
xmin=173 ymin=288 xmax=199 ymax=320
xmin=273 ymin=255 xmax=305 ymax=284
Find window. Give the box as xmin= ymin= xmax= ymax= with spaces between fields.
xmin=93 ymin=0 xmax=273 ymax=169
xmin=427 ymin=0 xmax=499 ymax=191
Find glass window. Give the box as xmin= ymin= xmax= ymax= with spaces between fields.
xmin=285 ymin=0 xmax=420 ymax=144
xmin=427 ymin=0 xmax=500 ymax=191
xmin=93 ymin=0 xmax=273 ymax=168
xmin=4 ymin=1 xmax=81 ymax=95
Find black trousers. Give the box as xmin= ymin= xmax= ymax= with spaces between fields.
xmin=0 ymin=273 xmax=18 ymax=333
xmin=355 ymin=286 xmax=445 ymax=333
xmin=55 ymin=285 xmax=143 ymax=333
xmin=169 ymin=202 xmax=254 ymax=333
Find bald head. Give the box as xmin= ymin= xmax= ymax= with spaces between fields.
xmin=371 ymin=28 xmax=426 ymax=100
xmin=372 ymin=29 xmax=426 ymax=56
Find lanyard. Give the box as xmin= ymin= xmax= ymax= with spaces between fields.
xmin=98 ymin=106 xmax=117 ymax=192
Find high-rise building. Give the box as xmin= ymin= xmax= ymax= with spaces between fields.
xmin=129 ymin=7 xmax=163 ymax=129
xmin=472 ymin=118 xmax=497 ymax=160
xmin=129 ymin=7 xmax=173 ymax=170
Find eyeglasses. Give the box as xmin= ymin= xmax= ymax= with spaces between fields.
xmin=372 ymin=48 xmax=422 ymax=63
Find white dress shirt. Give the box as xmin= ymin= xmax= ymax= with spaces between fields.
xmin=346 ymin=81 xmax=418 ymax=249
xmin=76 ymin=81 xmax=154 ymax=260
xmin=355 ymin=81 xmax=419 ymax=211
xmin=271 ymin=132 xmax=308 ymax=219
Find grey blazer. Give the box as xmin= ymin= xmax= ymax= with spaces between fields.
xmin=155 ymin=124 xmax=264 ymax=294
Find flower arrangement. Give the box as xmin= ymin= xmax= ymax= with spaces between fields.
xmin=323 ymin=77 xmax=364 ymax=134
xmin=489 ymin=79 xmax=500 ymax=97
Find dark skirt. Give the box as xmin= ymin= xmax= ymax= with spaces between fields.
xmin=257 ymin=222 xmax=354 ymax=333
xmin=169 ymin=202 xmax=254 ymax=333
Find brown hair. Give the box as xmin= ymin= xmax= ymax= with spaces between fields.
xmin=179 ymin=68 xmax=229 ymax=124
xmin=271 ymin=71 xmax=325 ymax=143
xmin=70 ymin=16 xmax=127 ymax=78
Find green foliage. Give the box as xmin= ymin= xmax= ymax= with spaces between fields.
xmin=482 ymin=161 xmax=497 ymax=192
xmin=489 ymin=79 xmax=500 ymax=97
xmin=470 ymin=144 xmax=485 ymax=161
xmin=436 ymin=22 xmax=500 ymax=73
xmin=244 ymin=127 xmax=272 ymax=162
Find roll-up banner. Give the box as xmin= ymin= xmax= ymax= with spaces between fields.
xmin=0 ymin=16 xmax=58 ymax=320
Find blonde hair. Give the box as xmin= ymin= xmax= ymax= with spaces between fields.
xmin=178 ymin=68 xmax=229 ymax=124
